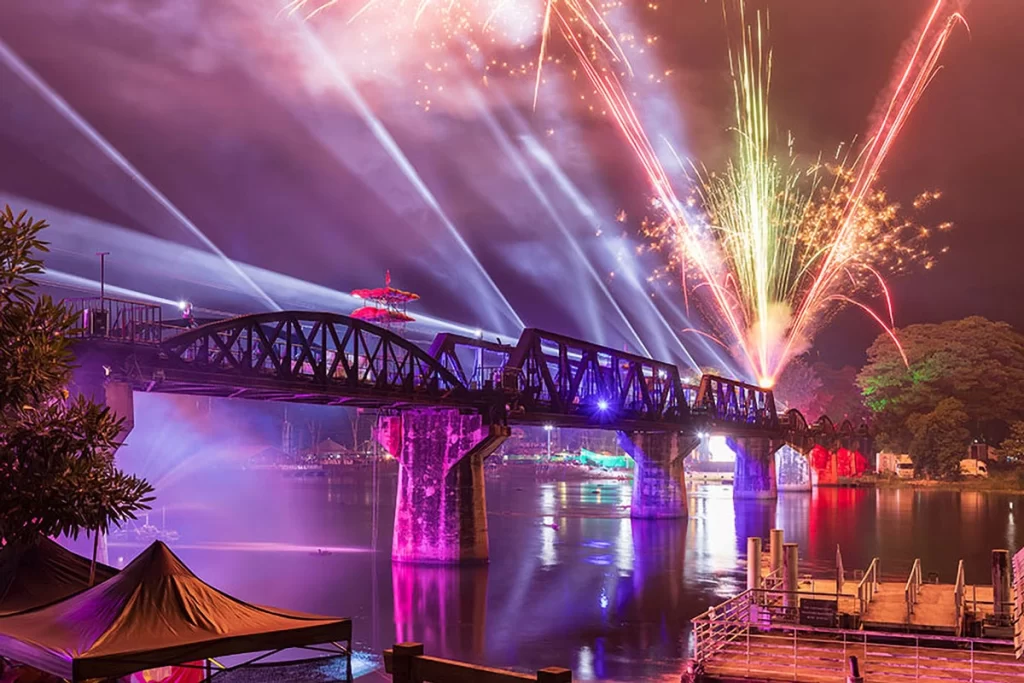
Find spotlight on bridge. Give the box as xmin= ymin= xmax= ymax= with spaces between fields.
xmin=597 ymin=399 xmax=610 ymax=412
xmin=176 ymin=300 xmax=189 ymax=310
xmin=543 ymin=424 xmax=554 ymax=432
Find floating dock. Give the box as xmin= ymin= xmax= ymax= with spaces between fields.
xmin=689 ymin=532 xmax=1023 ymax=682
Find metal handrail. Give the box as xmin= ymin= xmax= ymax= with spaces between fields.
xmin=691 ymin=586 xmax=1024 ymax=683
xmin=905 ymin=559 xmax=923 ymax=618
xmin=762 ymin=566 xmax=784 ymax=591
xmin=692 ymin=623 xmax=1021 ymax=683
xmin=692 ymin=591 xmax=756 ymax=663
xmin=64 ymin=296 xmax=165 ymax=344
xmin=857 ymin=558 xmax=880 ymax=613
xmin=954 ymin=559 xmax=966 ymax=637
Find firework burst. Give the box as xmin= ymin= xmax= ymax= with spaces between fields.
xmin=588 ymin=0 xmax=965 ymax=386
xmin=283 ymin=0 xmax=635 ymax=107
xmin=286 ymin=0 xmax=965 ymax=386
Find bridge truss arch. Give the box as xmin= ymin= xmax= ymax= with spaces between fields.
xmin=694 ymin=375 xmax=779 ymax=432
xmin=502 ymin=328 xmax=696 ymax=428
xmin=155 ymin=311 xmax=472 ymax=406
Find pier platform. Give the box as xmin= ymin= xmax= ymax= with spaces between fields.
xmin=696 ymin=627 xmax=1024 ymax=683
xmin=859 ymin=582 xmax=957 ymax=633
xmin=690 ymin=538 xmax=1023 ymax=681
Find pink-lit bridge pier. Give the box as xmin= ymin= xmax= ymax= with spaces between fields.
xmin=69 ymin=297 xmax=872 ymax=564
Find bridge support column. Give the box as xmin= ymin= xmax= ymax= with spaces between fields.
xmin=809 ymin=445 xmax=838 ymax=487
xmin=69 ymin=365 xmax=136 ymax=442
xmin=728 ymin=437 xmax=782 ymax=500
xmin=617 ymin=432 xmax=698 ymax=519
xmin=69 ymin=364 xmax=134 ymax=566
xmin=377 ymin=408 xmax=508 ymax=564
xmin=776 ymin=446 xmax=812 ymax=492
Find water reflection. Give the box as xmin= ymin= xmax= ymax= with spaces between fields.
xmin=689 ymin=486 xmax=742 ymax=584
xmin=68 ymin=460 xmax=1024 ymax=682
xmin=392 ymin=563 xmax=488 ymax=660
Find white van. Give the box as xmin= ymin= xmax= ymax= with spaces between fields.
xmin=959 ymin=459 xmax=989 ymax=477
xmin=895 ymin=456 xmax=915 ymax=479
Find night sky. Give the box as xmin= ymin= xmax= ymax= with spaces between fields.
xmin=0 ymin=0 xmax=1020 ymax=373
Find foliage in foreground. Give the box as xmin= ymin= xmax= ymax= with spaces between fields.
xmin=0 ymin=206 xmax=153 ymax=547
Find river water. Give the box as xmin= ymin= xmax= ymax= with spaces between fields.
xmin=98 ymin=470 xmax=1024 ymax=682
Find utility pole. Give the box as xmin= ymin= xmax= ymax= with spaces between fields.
xmin=96 ymin=252 xmax=110 ymax=300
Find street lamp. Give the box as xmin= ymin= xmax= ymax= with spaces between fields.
xmin=473 ymin=328 xmax=484 ymax=387
xmin=544 ymin=424 xmax=554 ymax=458
xmin=96 ymin=252 xmax=110 ymax=301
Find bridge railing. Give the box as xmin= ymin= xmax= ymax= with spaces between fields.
xmin=65 ymin=297 xmax=164 ymax=344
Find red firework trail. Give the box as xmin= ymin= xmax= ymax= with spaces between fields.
xmin=780 ymin=0 xmax=967 ymax=370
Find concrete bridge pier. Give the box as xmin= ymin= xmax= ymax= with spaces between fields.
xmin=728 ymin=437 xmax=782 ymax=500
xmin=776 ymin=446 xmax=812 ymax=492
xmin=617 ymin=431 xmax=698 ymax=518
xmin=69 ymin=363 xmax=136 ymax=443
xmin=377 ymin=408 xmax=508 ymax=564
xmin=809 ymin=444 xmax=839 ymax=486
xmin=69 ymin=361 xmax=135 ymax=566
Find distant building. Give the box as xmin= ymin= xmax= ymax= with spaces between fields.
xmin=969 ymin=442 xmax=1000 ymax=462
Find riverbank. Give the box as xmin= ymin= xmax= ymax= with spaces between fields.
xmin=487 ymin=461 xmax=631 ymax=481
xmin=842 ymin=471 xmax=1024 ymax=493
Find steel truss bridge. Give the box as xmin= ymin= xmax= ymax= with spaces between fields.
xmin=69 ymin=297 xmax=860 ymax=440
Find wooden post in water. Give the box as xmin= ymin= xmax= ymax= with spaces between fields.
xmin=747 ymin=537 xmax=763 ymax=590
xmin=783 ymin=543 xmax=799 ymax=611
xmin=770 ymin=528 xmax=785 ymax=574
xmin=391 ymin=642 xmax=424 ymax=683
xmin=992 ymin=549 xmax=1011 ymax=617
xmin=846 ymin=655 xmax=864 ymax=683
xmin=748 ymin=536 xmax=764 ymax=625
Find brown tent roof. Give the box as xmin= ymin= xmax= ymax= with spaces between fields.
xmin=0 ymin=537 xmax=116 ymax=616
xmin=0 ymin=541 xmax=351 ymax=681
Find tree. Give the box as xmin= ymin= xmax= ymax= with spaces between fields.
xmin=1000 ymin=421 xmax=1024 ymax=461
xmin=907 ymin=398 xmax=971 ymax=479
xmin=857 ymin=317 xmax=1024 ymax=450
xmin=0 ymin=207 xmax=153 ymax=574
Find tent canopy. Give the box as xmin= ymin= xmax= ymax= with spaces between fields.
xmin=0 ymin=537 xmax=116 ymax=616
xmin=0 ymin=541 xmax=351 ymax=681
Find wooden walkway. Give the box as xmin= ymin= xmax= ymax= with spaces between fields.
xmin=859 ymin=583 xmax=957 ymax=633
xmin=703 ymin=631 xmax=1024 ymax=682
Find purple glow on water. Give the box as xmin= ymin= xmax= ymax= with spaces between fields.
xmin=52 ymin=392 xmax=1024 ymax=682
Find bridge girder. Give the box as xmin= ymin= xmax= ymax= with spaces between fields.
xmin=93 ymin=311 xmax=501 ymax=412
xmin=68 ymin=299 xmax=870 ymax=441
